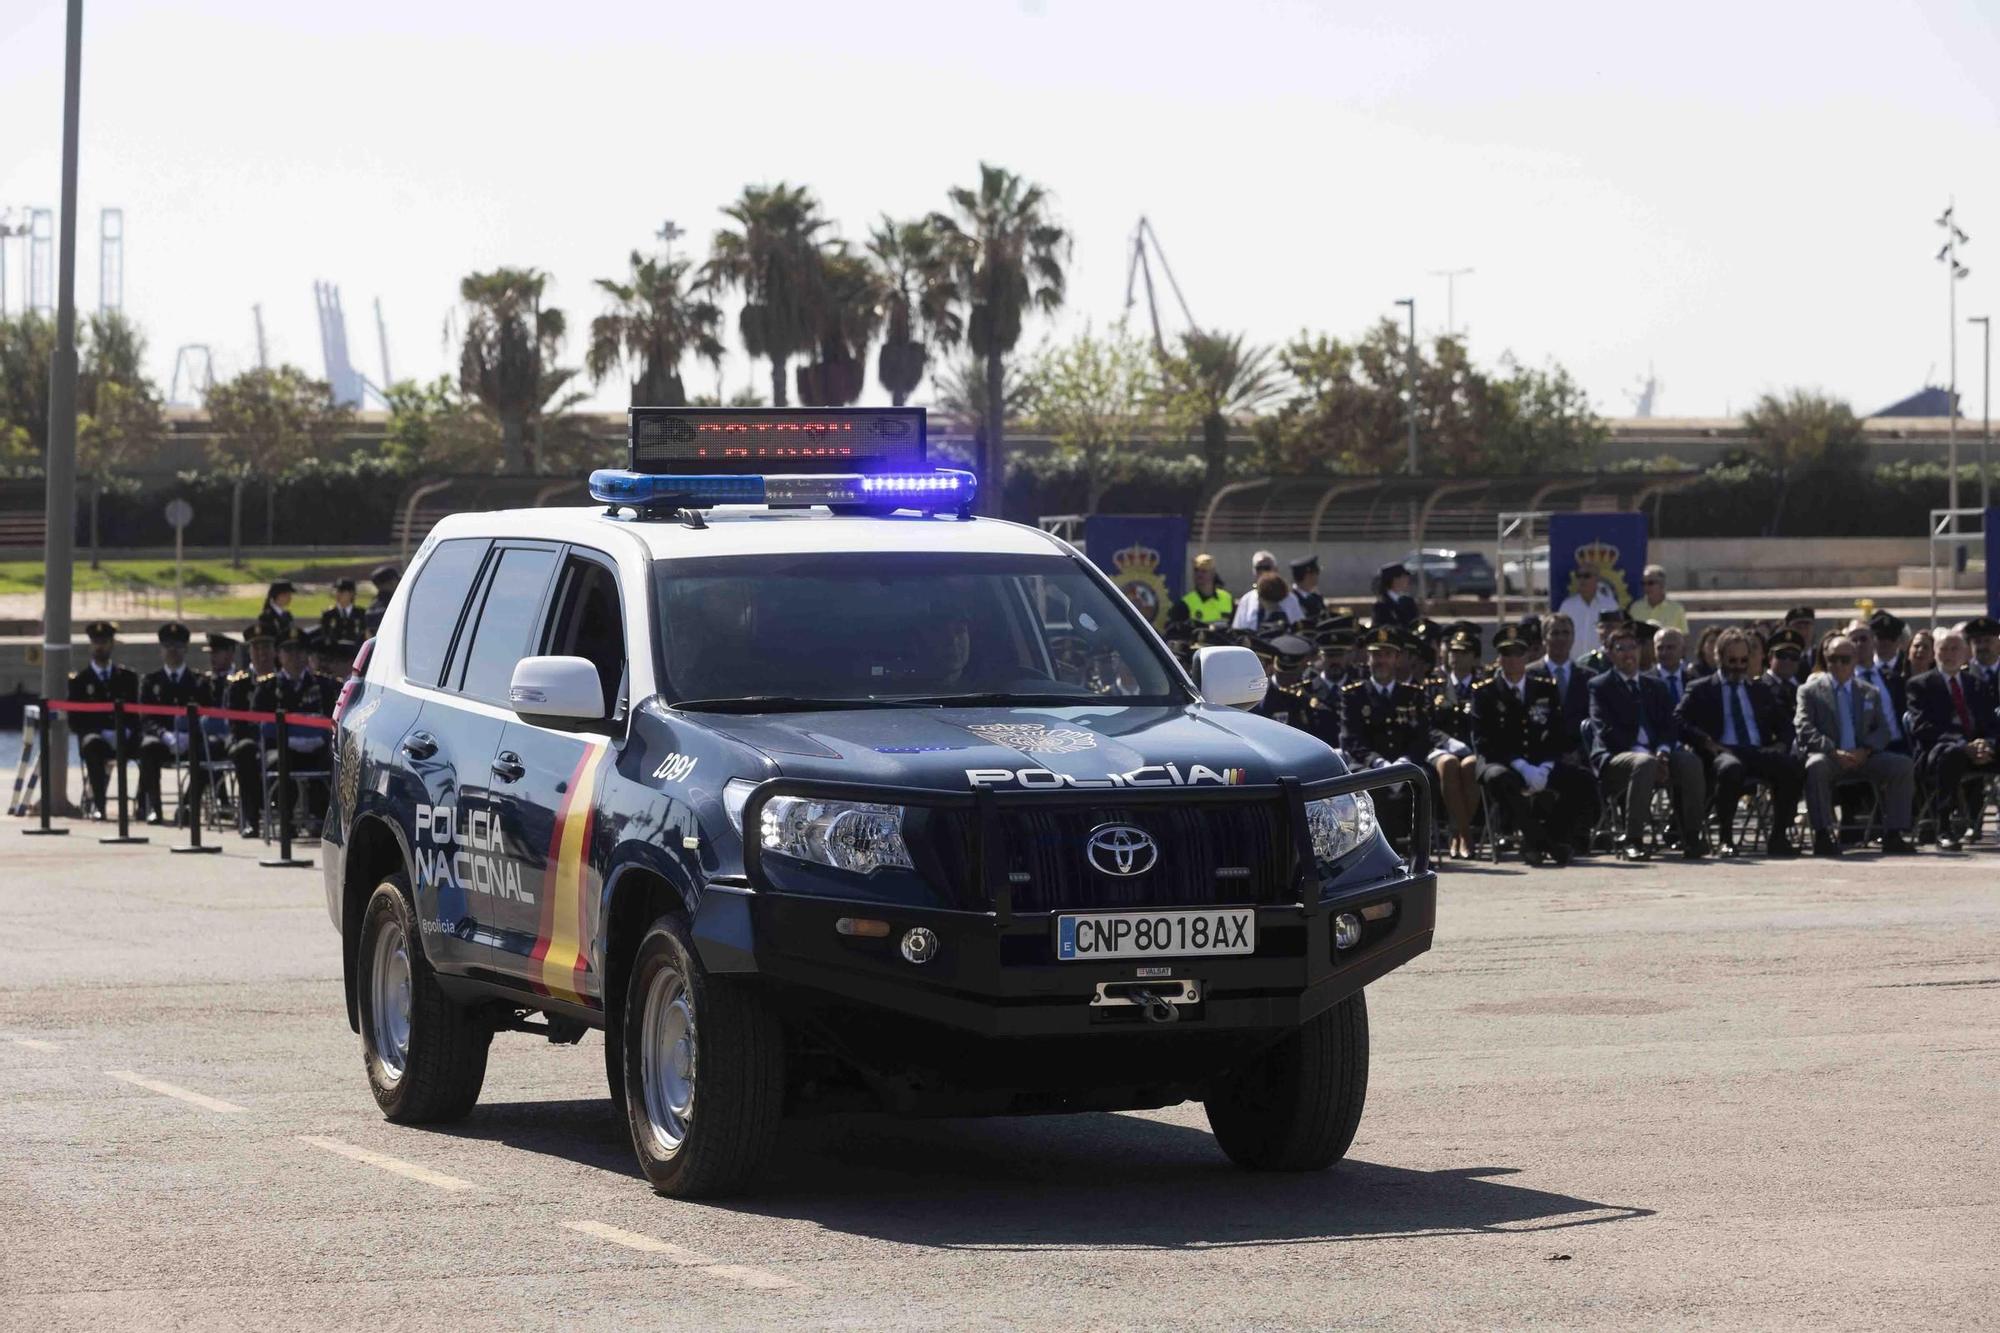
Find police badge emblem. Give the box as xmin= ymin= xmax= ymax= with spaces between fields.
xmin=963 ymin=722 xmax=1099 ymax=754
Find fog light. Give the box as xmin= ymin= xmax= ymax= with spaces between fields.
xmin=1333 ymin=913 xmax=1362 ymax=950
xmin=1359 ymin=900 xmax=1396 ymax=922
xmin=899 ymin=926 xmax=939 ymax=964
xmin=835 ymin=917 xmax=890 ymax=939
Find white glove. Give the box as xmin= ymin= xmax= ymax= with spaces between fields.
xmin=1510 ymin=758 xmax=1549 ymax=794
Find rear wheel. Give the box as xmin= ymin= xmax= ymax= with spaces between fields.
xmin=620 ymin=913 xmax=785 ymax=1198
xmin=356 ymin=875 xmax=490 ymax=1122
xmin=1205 ymin=990 xmax=1368 ymax=1171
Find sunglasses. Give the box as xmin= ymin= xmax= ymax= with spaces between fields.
xmin=1824 ymin=653 xmax=1854 ymax=664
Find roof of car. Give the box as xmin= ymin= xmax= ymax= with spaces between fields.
xmin=425 ymin=505 xmax=1072 ymax=561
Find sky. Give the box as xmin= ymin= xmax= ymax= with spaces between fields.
xmin=2 ymin=0 xmax=1997 ymax=421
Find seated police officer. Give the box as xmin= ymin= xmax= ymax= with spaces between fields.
xmin=1906 ymin=628 xmax=2000 ymax=850
xmin=1427 ymin=629 xmax=1484 ymax=859
xmin=1340 ymin=626 xmax=1433 ymax=850
xmin=1589 ymin=622 xmax=1707 ymax=861
xmin=1795 ymin=631 xmax=1917 ymax=857
xmin=1252 ymin=633 xmax=1319 ymax=734
xmin=255 ymin=630 xmax=331 ymax=830
xmin=1675 ymin=626 xmax=1804 ymax=858
xmin=137 ymin=621 xmax=207 ymax=825
xmin=1472 ymin=624 xmax=1591 ymax=866
xmin=67 ymin=619 xmax=140 ymax=820
xmin=226 ymin=623 xmax=278 ymax=837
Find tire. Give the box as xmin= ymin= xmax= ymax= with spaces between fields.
xmin=621 ymin=913 xmax=785 ymax=1198
xmin=1205 ymin=989 xmax=1369 ymax=1171
xmin=356 ymin=875 xmax=491 ymax=1123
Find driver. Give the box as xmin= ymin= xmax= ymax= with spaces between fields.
xmin=918 ymin=612 xmax=974 ymax=689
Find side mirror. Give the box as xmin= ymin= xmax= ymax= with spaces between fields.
xmin=509 ymin=655 xmax=606 ymax=727
xmin=1194 ymin=645 xmax=1267 ymax=710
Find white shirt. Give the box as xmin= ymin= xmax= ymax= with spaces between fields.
xmin=1556 ymin=587 xmax=1621 ymax=633
xmin=1231 ymin=590 xmax=1304 ymax=631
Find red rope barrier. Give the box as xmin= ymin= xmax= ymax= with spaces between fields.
xmin=44 ymin=699 xmax=335 ymax=731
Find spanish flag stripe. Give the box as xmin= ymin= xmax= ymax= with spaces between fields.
xmin=538 ymin=742 xmax=606 ymax=1003
xmin=530 ymin=747 xmax=594 ymax=966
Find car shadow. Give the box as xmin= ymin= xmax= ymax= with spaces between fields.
xmin=424 ymin=1098 xmax=1652 ymax=1249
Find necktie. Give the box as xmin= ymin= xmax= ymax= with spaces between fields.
xmin=1668 ymin=671 xmax=1681 ymax=704
xmin=1951 ymin=676 xmax=1977 ymax=736
xmin=1839 ymin=684 xmax=1857 ymax=751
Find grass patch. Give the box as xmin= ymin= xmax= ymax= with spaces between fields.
xmin=0 ymin=553 xmax=390 ymax=597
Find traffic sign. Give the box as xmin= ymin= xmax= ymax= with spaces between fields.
xmin=164 ymin=499 xmax=193 ymax=530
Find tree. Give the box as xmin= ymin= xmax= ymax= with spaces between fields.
xmin=458 ymin=267 xmax=577 ymax=473
xmin=933 ymin=354 xmax=1037 ymax=435
xmin=0 ymin=313 xmax=56 ymax=464
xmin=703 ymin=183 xmax=828 ymax=408
xmin=1033 ymin=323 xmax=1156 ymax=512
xmin=867 ymin=215 xmax=959 ymax=406
xmin=929 ymin=164 xmax=1070 ymax=512
xmin=1155 ymin=329 xmax=1284 ymax=494
xmin=796 ymin=243 xmax=882 ymax=407
xmin=203 ymin=366 xmax=350 ymax=563
xmin=586 ymin=251 xmax=725 ymax=408
xmin=1743 ymin=389 xmax=1866 ymax=535
xmin=77 ymin=381 xmax=165 ymax=567
xmin=381 ymin=376 xmax=500 ymax=474
xmin=1484 ymin=356 xmax=1605 ymax=475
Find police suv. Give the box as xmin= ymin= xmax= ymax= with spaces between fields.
xmin=324 ymin=407 xmax=1436 ymax=1197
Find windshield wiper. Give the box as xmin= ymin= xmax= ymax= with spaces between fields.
xmin=671 ymin=695 xmax=937 ymax=714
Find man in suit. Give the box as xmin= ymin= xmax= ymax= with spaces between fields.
xmin=66 ymin=620 xmax=141 ymax=820
xmin=1472 ymin=625 xmax=1593 ymax=866
xmin=1796 ymin=631 xmax=1917 ymax=856
xmin=136 ymin=622 xmax=211 ymax=826
xmin=1854 ymin=610 xmax=1913 ymax=756
xmin=1527 ymin=611 xmax=1598 ymax=844
xmin=1675 ymin=627 xmax=1805 ymax=857
xmin=1653 ymin=627 xmax=1694 ymax=708
xmin=1906 ymin=629 xmax=2000 ymax=850
xmin=1589 ymin=622 xmax=1707 ymax=860
xmin=1341 ymin=627 xmax=1434 ymax=852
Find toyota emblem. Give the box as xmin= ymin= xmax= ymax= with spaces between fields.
xmin=1085 ymin=824 xmax=1158 ymax=877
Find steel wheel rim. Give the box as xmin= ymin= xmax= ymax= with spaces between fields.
xmin=640 ymin=963 xmax=696 ymax=1158
xmin=369 ymin=919 xmax=412 ymax=1084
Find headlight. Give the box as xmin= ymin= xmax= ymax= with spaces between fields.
xmin=1305 ymin=792 xmax=1378 ymax=866
xmin=726 ymin=780 xmax=913 ymax=875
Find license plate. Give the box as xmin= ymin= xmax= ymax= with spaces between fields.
xmin=1055 ymin=908 xmax=1255 ymax=961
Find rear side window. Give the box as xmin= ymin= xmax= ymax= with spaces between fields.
xmin=401 ymin=538 xmax=490 ymax=686
xmin=456 ymin=546 xmax=559 ymax=704
xmin=541 ymin=552 xmax=626 ymax=719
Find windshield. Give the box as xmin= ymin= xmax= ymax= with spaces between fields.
xmin=653 ymin=551 xmax=1187 ymax=707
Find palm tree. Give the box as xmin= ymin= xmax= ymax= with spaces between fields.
xmin=797 ymin=243 xmax=883 ymax=407
xmin=1156 ymin=330 xmax=1285 ymax=494
xmin=458 ymin=268 xmax=574 ymax=473
xmin=867 ymin=216 xmax=959 ymax=406
xmin=704 ymin=183 xmax=828 ymax=408
xmin=586 ymin=251 xmax=725 ymax=407
xmin=929 ymin=164 xmax=1070 ymax=511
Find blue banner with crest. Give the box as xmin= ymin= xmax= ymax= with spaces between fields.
xmin=1547 ymin=512 xmax=1649 ymax=616
xmin=1084 ymin=516 xmax=1188 ymax=628
xmin=1987 ymin=508 xmax=1999 ymax=617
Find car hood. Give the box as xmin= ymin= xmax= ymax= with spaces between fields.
xmin=691 ymin=702 xmax=1342 ymax=793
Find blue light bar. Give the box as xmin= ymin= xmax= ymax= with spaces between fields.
xmin=589 ymin=468 xmax=976 ymax=514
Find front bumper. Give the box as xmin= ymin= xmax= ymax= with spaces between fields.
xmin=698 ymin=765 xmax=1437 ymax=1038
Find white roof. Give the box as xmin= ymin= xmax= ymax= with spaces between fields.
xmin=424 ymin=505 xmax=1072 ymax=561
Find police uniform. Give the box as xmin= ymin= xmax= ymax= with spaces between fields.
xmin=260 ymin=580 xmax=297 ymax=641
xmin=66 ymin=621 xmax=141 ymax=817
xmin=365 ymin=564 xmax=400 ymax=632
xmin=320 ymin=577 xmax=369 ymax=651
xmin=1428 ymin=632 xmax=1483 ymax=751
xmin=1471 ymin=625 xmax=1595 ymax=865
xmin=137 ymin=622 xmax=213 ymax=824
xmin=1289 ymin=555 xmax=1325 ymax=623
xmin=1338 ymin=627 xmax=1436 ymax=851
xmin=254 ymin=631 xmax=331 ymax=828
xmin=1251 ymin=634 xmax=1320 ymax=735
xmin=225 ymin=623 xmax=276 ymax=835
xmin=1760 ymin=628 xmax=1807 ymax=724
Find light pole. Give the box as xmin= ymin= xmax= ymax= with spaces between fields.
xmin=656 ymin=219 xmax=684 ymax=266
xmin=37 ymin=0 xmax=84 ymax=818
xmin=1394 ymin=296 xmax=1421 ymax=599
xmin=1936 ymin=203 xmax=1970 ymax=519
xmin=1973 ymin=315 xmax=1992 ymax=515
xmin=1429 ymin=267 xmax=1473 ymax=338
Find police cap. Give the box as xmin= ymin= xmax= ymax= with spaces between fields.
xmin=1598 ymin=607 xmax=1626 ymax=624
xmin=1868 ymin=609 xmax=1906 ymax=640
xmin=156 ymin=621 xmax=191 ymax=646
xmin=1377 ymin=562 xmax=1408 ymax=585
xmin=1362 ymin=625 xmax=1402 ymax=652
xmin=1447 ymin=630 xmax=1481 ymax=655
xmin=1493 ymin=624 xmax=1531 ymax=653
xmin=1766 ymin=628 xmax=1806 ymax=656
xmin=1266 ymin=633 xmax=1314 ymax=667
xmin=370 ymin=564 xmax=400 ymax=586
xmin=275 ymin=630 xmax=306 ymax=652
xmin=333 ymin=576 xmax=357 ymax=593
xmin=1630 ymin=619 xmax=1661 ymax=645
xmin=85 ymin=620 xmax=117 ymax=642
xmin=266 ymin=579 xmax=296 ymax=598
xmin=1783 ymin=605 xmax=1815 ymax=624
xmin=243 ymin=622 xmax=276 ymax=645
xmin=205 ymin=631 xmax=237 ymax=652
xmin=1965 ymin=615 xmax=2000 ymax=638
xmin=1288 ymin=554 xmax=1319 ymax=578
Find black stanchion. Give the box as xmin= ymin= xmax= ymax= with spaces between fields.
xmin=21 ymin=704 xmax=69 ymax=837
xmin=259 ymin=707 xmax=312 ymax=869
xmin=171 ymin=701 xmax=220 ymax=856
xmin=100 ymin=699 xmax=147 ymax=845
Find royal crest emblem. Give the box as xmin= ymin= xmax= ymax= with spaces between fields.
xmin=964 ymin=722 xmax=1100 ymax=755
xmin=1110 ymin=542 xmax=1172 ymax=627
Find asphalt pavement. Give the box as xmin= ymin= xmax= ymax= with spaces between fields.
xmin=1 ymin=822 xmax=1995 ymax=1330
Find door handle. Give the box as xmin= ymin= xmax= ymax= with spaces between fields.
xmin=401 ymin=731 xmax=438 ymax=760
xmin=491 ymin=751 xmax=526 ymax=784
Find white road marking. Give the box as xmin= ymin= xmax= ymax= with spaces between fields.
xmin=562 ymin=1220 xmax=800 ymax=1289
xmin=104 ymin=1070 xmax=246 ymax=1113
xmin=297 ymin=1135 xmax=476 ymax=1191
xmin=9 ymin=1037 xmax=59 ymax=1051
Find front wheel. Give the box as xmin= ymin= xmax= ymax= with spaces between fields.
xmin=1205 ymin=989 xmax=1369 ymax=1171
xmin=621 ymin=913 xmax=785 ymax=1198
xmin=356 ymin=875 xmax=490 ymax=1122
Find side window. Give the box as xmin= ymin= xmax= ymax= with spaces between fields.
xmin=541 ymin=552 xmax=627 ymax=719
xmin=402 ymin=538 xmax=490 ymax=687
xmin=455 ymin=546 xmax=559 ymax=704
